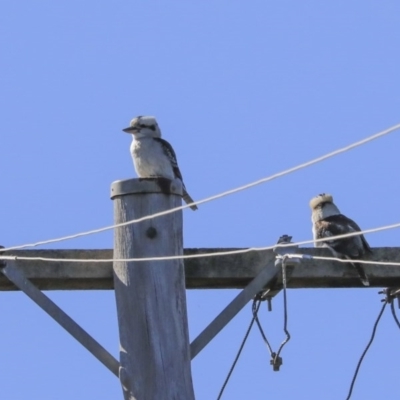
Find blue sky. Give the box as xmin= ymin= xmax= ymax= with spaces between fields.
xmin=1 ymin=1 xmax=400 ymax=399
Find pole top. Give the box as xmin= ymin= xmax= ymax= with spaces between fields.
xmin=110 ymin=178 xmax=183 ymax=199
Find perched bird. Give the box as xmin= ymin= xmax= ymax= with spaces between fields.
xmin=122 ymin=116 xmax=198 ymax=210
xmin=310 ymin=193 xmax=371 ymax=286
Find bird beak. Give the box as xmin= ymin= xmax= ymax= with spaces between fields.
xmin=122 ymin=126 xmax=137 ymax=133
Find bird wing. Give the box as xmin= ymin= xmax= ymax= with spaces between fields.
xmin=340 ymin=214 xmax=372 ymax=253
xmin=315 ymin=214 xmax=370 ymax=258
xmin=154 ymin=138 xmax=184 ymax=181
xmin=153 ymin=138 xmax=198 ymax=210
xmin=341 ymin=216 xmax=372 ymax=254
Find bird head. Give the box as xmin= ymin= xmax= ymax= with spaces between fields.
xmin=310 ymin=193 xmax=340 ymax=221
xmin=122 ymin=116 xmax=161 ymax=138
xmin=309 ymin=193 xmax=333 ymax=210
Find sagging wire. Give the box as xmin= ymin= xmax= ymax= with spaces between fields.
xmin=345 ymin=293 xmax=389 ymax=400
xmin=1 ymin=122 xmax=400 ymax=253
xmin=3 ymin=220 xmax=400 ymax=265
xmin=345 ymin=288 xmax=400 ymax=399
xmin=216 ymin=302 xmax=259 ymax=400
xmin=299 ymin=253 xmax=400 ymax=268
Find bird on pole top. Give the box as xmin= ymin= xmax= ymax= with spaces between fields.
xmin=310 ymin=193 xmax=371 ymax=286
xmin=122 ymin=115 xmax=198 ymax=210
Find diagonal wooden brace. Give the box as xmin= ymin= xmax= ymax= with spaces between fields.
xmin=0 ymin=260 xmax=120 ymax=377
xmin=190 ymin=259 xmax=279 ymax=359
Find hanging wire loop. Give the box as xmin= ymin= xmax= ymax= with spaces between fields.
xmin=252 ymin=298 xmax=274 ymax=355
xmin=273 ymin=255 xmax=291 ymax=370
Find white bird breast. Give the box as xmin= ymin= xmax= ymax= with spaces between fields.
xmin=130 ymin=138 xmax=175 ymax=179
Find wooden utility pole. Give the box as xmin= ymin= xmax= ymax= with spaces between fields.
xmin=2 ymin=186 xmax=400 ymax=399
xmin=111 ymin=178 xmax=195 ymax=400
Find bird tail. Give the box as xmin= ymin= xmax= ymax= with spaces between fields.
xmin=182 ymin=190 xmax=198 ymax=211
xmin=352 ymin=262 xmax=370 ymax=287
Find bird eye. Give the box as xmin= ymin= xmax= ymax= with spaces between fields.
xmin=138 ymin=123 xmax=156 ymax=131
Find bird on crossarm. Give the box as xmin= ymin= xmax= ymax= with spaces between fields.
xmin=310 ymin=193 xmax=371 ymax=286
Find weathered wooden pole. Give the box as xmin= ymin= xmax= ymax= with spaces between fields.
xmin=111 ymin=178 xmax=195 ymax=400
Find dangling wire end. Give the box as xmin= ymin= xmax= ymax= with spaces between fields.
xmin=270 ymin=352 xmax=283 ymax=371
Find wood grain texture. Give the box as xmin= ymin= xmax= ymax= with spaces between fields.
xmin=112 ymin=178 xmax=194 ymax=400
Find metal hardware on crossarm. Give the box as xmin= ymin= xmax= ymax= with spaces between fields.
xmin=251 ymin=235 xmax=299 ymax=371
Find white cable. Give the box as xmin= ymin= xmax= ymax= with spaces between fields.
xmin=2 ymin=221 xmax=400 ymax=263
xmin=288 ymin=254 xmax=400 ymax=267
xmin=2 ymin=122 xmax=400 ymax=253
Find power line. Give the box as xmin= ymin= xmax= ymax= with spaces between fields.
xmin=1 ymin=122 xmax=399 ymax=253
xmin=216 ymin=302 xmax=259 ymax=400
xmin=253 ymin=299 xmax=274 ymax=355
xmin=345 ymin=301 xmax=387 ymax=400
xmin=289 ymin=254 xmax=400 ymax=267
xmin=2 ymin=220 xmax=400 ymax=264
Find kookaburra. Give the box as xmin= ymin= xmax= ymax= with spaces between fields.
xmin=310 ymin=193 xmax=371 ymax=286
xmin=123 ymin=116 xmax=198 ymax=210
